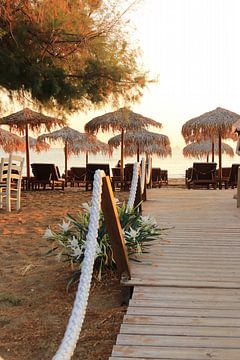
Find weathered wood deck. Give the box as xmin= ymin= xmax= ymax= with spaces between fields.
xmin=110 ymin=188 xmax=240 ymax=360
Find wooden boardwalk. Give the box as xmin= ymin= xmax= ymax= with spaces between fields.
xmin=110 ymin=188 xmax=240 ymax=360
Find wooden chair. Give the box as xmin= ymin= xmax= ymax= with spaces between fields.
xmin=70 ymin=167 xmax=87 ymax=187
xmin=151 ymin=168 xmax=161 ymax=188
xmin=217 ymin=167 xmax=231 ymax=189
xmin=0 ymin=154 xmax=24 ymax=211
xmin=186 ymin=162 xmax=217 ymax=189
xmin=160 ymin=169 xmax=168 ymax=185
xmin=85 ymin=163 xmax=110 ymax=191
xmin=228 ymin=164 xmax=240 ymax=189
xmin=31 ymin=163 xmax=65 ymax=190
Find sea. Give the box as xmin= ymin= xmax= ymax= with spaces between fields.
xmin=1 ymin=147 xmax=240 ymax=179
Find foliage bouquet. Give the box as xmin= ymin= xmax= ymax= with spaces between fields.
xmin=44 ymin=201 xmax=162 ymax=285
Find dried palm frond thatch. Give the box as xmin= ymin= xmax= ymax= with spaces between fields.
xmin=183 ymin=140 xmax=234 ymax=160
xmin=181 ymin=107 xmax=240 ymax=181
xmin=0 ymin=128 xmax=25 ymax=153
xmin=0 ymin=108 xmax=66 ymax=178
xmin=38 ymin=126 xmax=110 ymax=177
xmin=85 ymin=108 xmax=162 ymax=179
xmin=108 ymin=129 xmax=171 ymax=160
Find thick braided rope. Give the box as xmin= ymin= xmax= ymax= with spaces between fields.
xmin=52 ymin=170 xmax=103 ymax=360
xmin=126 ymin=162 xmax=139 ymax=211
xmin=146 ymin=157 xmax=152 ymax=185
xmin=140 ymin=158 xmax=146 ymax=194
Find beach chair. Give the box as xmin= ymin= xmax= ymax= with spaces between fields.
xmin=186 ymin=162 xmax=217 ymax=189
xmin=227 ymin=164 xmax=240 ymax=189
xmin=151 ymin=168 xmax=161 ymax=188
xmin=111 ymin=167 xmax=123 ymax=191
xmin=0 ymin=154 xmax=24 ymax=211
xmin=70 ymin=167 xmax=86 ymax=187
xmin=216 ymin=167 xmax=231 ymax=189
xmin=31 ymin=163 xmax=65 ymax=190
xmin=85 ymin=163 xmax=110 ymax=191
xmin=160 ymin=169 xmax=168 ymax=185
xmin=185 ymin=167 xmax=193 ymax=186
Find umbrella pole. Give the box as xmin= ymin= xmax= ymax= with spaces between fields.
xmin=207 ymin=154 xmax=209 ymax=162
xmin=86 ymin=151 xmax=89 ymax=165
xmin=137 ymin=145 xmax=140 ymax=162
xmin=120 ymin=129 xmax=124 ymax=181
xmin=25 ymin=124 xmax=30 ymax=179
xmin=64 ymin=141 xmax=68 ymax=182
xmin=211 ymin=141 xmax=215 ymax=162
xmin=218 ymin=133 xmax=222 ymax=189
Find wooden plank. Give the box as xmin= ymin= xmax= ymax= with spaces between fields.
xmin=127 ymin=307 xmax=240 ymax=318
xmin=120 ymin=324 xmax=240 ymax=337
xmin=129 ymin=299 xmax=240 ymax=310
xmin=133 ymin=286 xmax=240 ymax=296
xmin=112 ymin=345 xmax=240 ymax=359
xmin=123 ymin=315 xmax=240 ymax=327
xmin=117 ymin=334 xmax=240 ymax=348
xmin=124 ymin=278 xmax=240 ymax=288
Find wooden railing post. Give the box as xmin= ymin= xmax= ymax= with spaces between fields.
xmin=237 ymin=167 xmax=240 ymax=208
xmin=101 ymin=176 xmax=131 ymax=280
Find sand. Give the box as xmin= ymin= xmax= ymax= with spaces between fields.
xmin=0 ymin=187 xmax=128 ymax=360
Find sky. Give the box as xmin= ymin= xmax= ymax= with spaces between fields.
xmin=4 ymin=0 xmax=240 ymax=150
xmin=127 ymin=0 xmax=240 ymax=147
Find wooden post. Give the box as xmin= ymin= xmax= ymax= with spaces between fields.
xmin=25 ymin=124 xmax=30 ymax=180
xmin=86 ymin=151 xmax=89 ymax=165
xmin=101 ymin=176 xmax=131 ymax=280
xmin=237 ymin=167 xmax=240 ymax=208
xmin=64 ymin=141 xmax=68 ymax=182
xmin=137 ymin=145 xmax=140 ymax=162
xmin=211 ymin=141 xmax=215 ymax=162
xmin=120 ymin=129 xmax=124 ymax=181
xmin=218 ymin=134 xmax=222 ymax=190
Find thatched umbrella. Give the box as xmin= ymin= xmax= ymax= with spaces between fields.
xmin=183 ymin=140 xmax=234 ymax=161
xmin=124 ymin=142 xmax=172 ymax=158
xmin=69 ymin=138 xmax=110 ymax=165
xmin=0 ymin=128 xmax=25 ymax=153
xmin=85 ymin=108 xmax=162 ymax=179
xmin=182 ymin=107 xmax=240 ymax=180
xmin=0 ymin=108 xmax=65 ymax=177
xmin=38 ymin=126 xmax=108 ymax=177
xmin=22 ymin=136 xmax=50 ymax=153
xmin=108 ymin=129 xmax=171 ymax=161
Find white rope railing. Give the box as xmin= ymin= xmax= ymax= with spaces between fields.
xmin=146 ymin=157 xmax=152 ymax=185
xmin=52 ymin=170 xmax=104 ymax=360
xmin=140 ymin=157 xmax=146 ymax=194
xmin=126 ymin=162 xmax=139 ymax=211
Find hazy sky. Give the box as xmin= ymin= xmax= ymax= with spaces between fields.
xmin=6 ymin=0 xmax=240 ymax=149
xmin=127 ymin=0 xmax=240 ymax=147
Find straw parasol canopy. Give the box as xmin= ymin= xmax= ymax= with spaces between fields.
xmin=181 ymin=107 xmax=240 ymax=180
xmin=25 ymin=136 xmax=50 ymax=153
xmin=38 ymin=126 xmax=109 ymax=177
xmin=68 ymin=138 xmax=110 ymax=164
xmin=183 ymin=140 xmax=234 ymax=161
xmin=85 ymin=108 xmax=162 ymax=179
xmin=0 ymin=128 xmax=25 ymax=153
xmin=108 ymin=129 xmax=171 ymax=161
xmin=124 ymin=142 xmax=172 ymax=158
xmin=0 ymin=108 xmax=65 ymax=178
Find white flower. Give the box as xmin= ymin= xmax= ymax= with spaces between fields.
xmin=43 ymin=228 xmax=54 ymax=239
xmin=68 ymin=236 xmax=79 ymax=248
xmin=126 ymin=227 xmax=139 ymax=240
xmin=95 ymin=242 xmax=101 ymax=258
xmin=59 ymin=220 xmax=71 ymax=232
xmin=72 ymin=246 xmax=82 ymax=258
xmin=114 ymin=198 xmax=120 ymax=205
xmin=81 ymin=202 xmax=91 ymax=212
xmin=141 ymin=215 xmax=157 ymax=226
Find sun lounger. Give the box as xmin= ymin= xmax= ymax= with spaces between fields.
xmin=31 ymin=163 xmax=65 ymax=190
xmin=227 ymin=164 xmax=240 ymax=189
xmin=160 ymin=169 xmax=168 ymax=185
xmin=70 ymin=167 xmax=86 ymax=187
xmin=85 ymin=163 xmax=110 ymax=191
xmin=186 ymin=162 xmax=217 ymax=189
xmin=151 ymin=168 xmax=161 ymax=188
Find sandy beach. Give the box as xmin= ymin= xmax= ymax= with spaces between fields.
xmin=0 ymin=187 xmax=129 ymax=360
